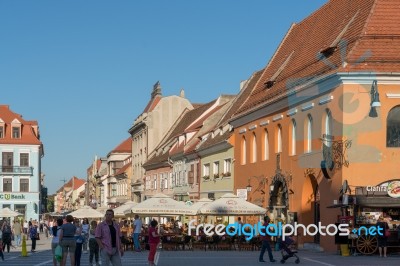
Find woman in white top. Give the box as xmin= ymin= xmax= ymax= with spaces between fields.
xmin=81 ymin=218 xmax=90 ymax=254
xmin=52 ymin=218 xmax=63 ymax=266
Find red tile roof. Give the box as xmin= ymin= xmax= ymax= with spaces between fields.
xmin=111 ymin=138 xmax=132 ymax=153
xmin=114 ymin=161 xmax=131 ymax=176
xmin=0 ymin=105 xmax=42 ymax=145
xmin=235 ymin=0 xmax=398 ymax=117
xmin=143 ymin=95 xmax=162 ymax=113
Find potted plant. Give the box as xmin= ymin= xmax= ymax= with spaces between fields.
xmin=202 ymin=175 xmax=210 ymax=181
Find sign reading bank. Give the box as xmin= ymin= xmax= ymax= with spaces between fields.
xmin=0 ymin=193 xmax=26 ymax=200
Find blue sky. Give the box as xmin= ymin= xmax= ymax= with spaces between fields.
xmin=0 ymin=0 xmax=327 ymax=194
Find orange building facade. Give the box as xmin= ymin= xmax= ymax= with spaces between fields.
xmin=230 ymin=0 xmax=400 ymax=252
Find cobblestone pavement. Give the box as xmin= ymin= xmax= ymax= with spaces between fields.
xmin=2 ymin=234 xmax=400 ymax=266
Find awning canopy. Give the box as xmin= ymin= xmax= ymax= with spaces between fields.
xmin=356 ymin=195 xmax=400 ymax=207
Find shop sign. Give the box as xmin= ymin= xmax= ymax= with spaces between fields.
xmin=365 ymin=180 xmax=400 ymax=198
xmin=0 ymin=193 xmax=26 ymax=200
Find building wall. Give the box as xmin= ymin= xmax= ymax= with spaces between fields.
xmin=0 ymin=144 xmax=41 ymax=221
xmin=200 ymin=147 xmax=234 ymax=200
xmin=233 ymin=76 xmax=400 ymax=252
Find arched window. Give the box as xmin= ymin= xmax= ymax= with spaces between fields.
xmin=324 ymin=109 xmax=333 ymax=147
xmin=263 ymin=129 xmax=269 ymax=160
xmin=277 ymin=124 xmax=282 ymax=153
xmin=291 ymin=119 xmax=297 ymax=155
xmin=251 ymin=133 xmax=257 ymax=163
xmin=307 ymin=114 xmax=313 ymax=153
xmin=241 ymin=136 xmax=247 ymax=165
xmin=387 ymin=105 xmax=400 ymax=147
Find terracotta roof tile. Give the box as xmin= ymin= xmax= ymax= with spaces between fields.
xmin=235 ymin=0 xmax=392 ymax=116
xmin=0 ymin=105 xmax=42 ymax=145
xmin=111 ymin=138 xmax=132 ymax=153
xmin=115 ymin=162 xmax=131 ymax=176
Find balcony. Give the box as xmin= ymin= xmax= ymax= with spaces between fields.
xmin=0 ymin=166 xmax=33 ymax=175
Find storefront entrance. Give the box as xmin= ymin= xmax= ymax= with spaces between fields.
xmin=269 ymin=173 xmax=289 ymax=222
xmin=302 ymin=171 xmax=320 ymax=244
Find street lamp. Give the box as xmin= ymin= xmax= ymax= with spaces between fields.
xmin=369 ymin=80 xmax=381 ymax=117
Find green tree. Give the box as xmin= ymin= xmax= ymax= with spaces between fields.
xmin=47 ymin=197 xmax=54 ymax=212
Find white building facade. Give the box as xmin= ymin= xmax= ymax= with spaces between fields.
xmin=0 ymin=105 xmax=44 ymax=221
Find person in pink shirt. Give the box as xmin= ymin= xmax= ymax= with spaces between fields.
xmin=95 ymin=209 xmax=124 ymax=266
xmin=148 ymin=220 xmax=161 ymax=266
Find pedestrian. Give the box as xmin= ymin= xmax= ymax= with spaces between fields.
xmin=132 ymin=215 xmax=143 ymax=252
xmin=74 ymin=227 xmax=85 ymax=266
xmin=95 ymin=209 xmax=124 ymax=266
xmin=259 ymin=216 xmax=276 ymax=263
xmin=377 ymin=216 xmax=389 ymax=258
xmin=0 ymin=229 xmax=4 ymax=261
xmin=1 ymin=220 xmax=12 ymax=253
xmin=52 ymin=218 xmax=63 ymax=266
xmin=12 ymin=219 xmax=22 ymax=247
xmin=81 ymin=218 xmax=90 ymax=254
xmin=89 ymin=220 xmax=100 ymax=266
xmin=148 ymin=220 xmax=161 ymax=266
xmin=59 ymin=215 xmax=77 ymax=266
xmin=23 ymin=220 xmax=29 ymax=235
xmin=29 ymin=222 xmax=39 ymax=252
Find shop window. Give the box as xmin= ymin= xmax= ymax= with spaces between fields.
xmin=387 ymin=105 xmax=400 ymax=147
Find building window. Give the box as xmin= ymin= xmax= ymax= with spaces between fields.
xmin=20 ymin=179 xmax=29 ymax=192
xmin=277 ymin=125 xmax=282 ymax=153
xmin=12 ymin=127 xmax=20 ymax=138
xmin=203 ymin=164 xmax=210 ymax=179
xmin=324 ymin=109 xmax=333 ymax=147
xmin=223 ymin=159 xmax=231 ymax=176
xmin=0 ymin=126 xmax=4 ymax=138
xmin=241 ymin=136 xmax=247 ymax=165
xmin=2 ymin=152 xmax=13 ymax=172
xmin=290 ymin=119 xmax=297 ymax=156
xmin=213 ymin=161 xmax=219 ymax=178
xmin=20 ymin=153 xmax=29 ymax=167
xmin=263 ymin=129 xmax=269 ymax=160
xmin=251 ymin=133 xmax=257 ymax=163
xmin=153 ymin=175 xmax=157 ymax=189
xmin=387 ymin=105 xmax=400 ymax=147
xmin=306 ymin=115 xmax=313 ymax=153
xmin=3 ymin=178 xmax=12 ymax=192
xmin=145 ymin=176 xmax=151 ymax=190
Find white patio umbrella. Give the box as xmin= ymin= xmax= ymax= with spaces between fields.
xmin=189 ymin=198 xmax=213 ymax=215
xmin=96 ymin=206 xmax=108 ymax=214
xmin=113 ymin=201 xmax=137 ymax=218
xmin=198 ymin=193 xmax=266 ymax=216
xmin=124 ymin=193 xmax=193 ymax=216
xmin=0 ymin=207 xmax=23 ymax=217
xmin=69 ymin=206 xmax=105 ymax=219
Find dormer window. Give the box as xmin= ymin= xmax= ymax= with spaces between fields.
xmin=11 ymin=118 xmax=21 ymax=139
xmin=0 ymin=119 xmax=4 ymax=138
xmin=13 ymin=127 xmax=20 ymax=138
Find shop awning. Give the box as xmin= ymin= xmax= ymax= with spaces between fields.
xmin=356 ymin=195 xmax=400 ymax=207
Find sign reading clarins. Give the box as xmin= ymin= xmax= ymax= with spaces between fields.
xmin=0 ymin=193 xmax=26 ymax=200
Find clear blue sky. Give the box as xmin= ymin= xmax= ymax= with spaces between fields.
xmin=0 ymin=0 xmax=327 ymax=194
